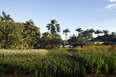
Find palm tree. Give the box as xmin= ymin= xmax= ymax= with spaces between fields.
xmin=89 ymin=29 xmax=95 ymax=40
xmin=0 ymin=11 xmax=13 ymax=21
xmin=63 ymin=28 xmax=70 ymax=40
xmin=95 ymin=30 xmax=102 ymax=36
xmin=102 ymin=29 xmax=109 ymax=36
xmin=75 ymin=28 xmax=83 ymax=35
xmin=46 ymin=19 xmax=60 ymax=48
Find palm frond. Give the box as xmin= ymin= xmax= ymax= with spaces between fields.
xmin=2 ymin=11 xmax=6 ymax=19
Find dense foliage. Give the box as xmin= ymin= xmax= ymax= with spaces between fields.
xmin=0 ymin=49 xmax=115 ymax=77
xmin=0 ymin=11 xmax=116 ymax=49
xmin=0 ymin=11 xmax=63 ymax=49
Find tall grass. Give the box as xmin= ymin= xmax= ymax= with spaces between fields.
xmin=66 ymin=45 xmax=116 ymax=52
xmin=82 ymin=45 xmax=116 ymax=52
xmin=73 ymin=51 xmax=116 ymax=74
xmin=0 ymin=49 xmax=115 ymax=77
xmin=0 ymin=49 xmax=48 ymax=57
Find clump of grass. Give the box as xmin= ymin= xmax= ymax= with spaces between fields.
xmin=0 ymin=49 xmax=115 ymax=77
xmin=73 ymin=51 xmax=116 ymax=74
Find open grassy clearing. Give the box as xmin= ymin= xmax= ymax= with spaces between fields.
xmin=0 ymin=49 xmax=115 ymax=77
xmin=0 ymin=49 xmax=48 ymax=57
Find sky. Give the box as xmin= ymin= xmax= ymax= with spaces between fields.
xmin=0 ymin=0 xmax=116 ymax=40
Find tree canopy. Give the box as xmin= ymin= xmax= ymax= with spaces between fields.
xmin=0 ymin=11 xmax=116 ymax=49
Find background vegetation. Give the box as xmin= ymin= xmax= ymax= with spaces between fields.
xmin=0 ymin=11 xmax=116 ymax=49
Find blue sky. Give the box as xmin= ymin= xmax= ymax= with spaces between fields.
xmin=0 ymin=0 xmax=116 ymax=39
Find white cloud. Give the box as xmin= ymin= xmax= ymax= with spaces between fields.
xmin=108 ymin=0 xmax=116 ymax=2
xmin=106 ymin=3 xmax=116 ymax=9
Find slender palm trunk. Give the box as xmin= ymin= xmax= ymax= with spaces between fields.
xmin=65 ymin=34 xmax=67 ymax=40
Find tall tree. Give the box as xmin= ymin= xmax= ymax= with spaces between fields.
xmin=0 ymin=21 xmax=15 ymax=48
xmin=46 ymin=19 xmax=60 ymax=48
xmin=63 ymin=28 xmax=70 ymax=40
xmin=23 ymin=20 xmax=40 ymax=48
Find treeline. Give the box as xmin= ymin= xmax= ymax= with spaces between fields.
xmin=0 ymin=11 xmax=116 ymax=49
xmin=67 ymin=28 xmax=116 ymax=45
xmin=0 ymin=11 xmax=62 ymax=49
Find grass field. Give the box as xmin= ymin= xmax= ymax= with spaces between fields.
xmin=0 ymin=48 xmax=115 ymax=77
xmin=0 ymin=49 xmax=48 ymax=57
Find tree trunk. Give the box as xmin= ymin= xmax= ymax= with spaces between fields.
xmin=65 ymin=34 xmax=67 ymax=40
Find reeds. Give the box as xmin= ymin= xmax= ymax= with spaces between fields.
xmin=0 ymin=49 xmax=115 ymax=77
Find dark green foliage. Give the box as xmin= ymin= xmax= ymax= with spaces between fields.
xmin=0 ymin=11 xmax=42 ymax=49
xmin=0 ymin=50 xmax=115 ymax=77
xmin=68 ymin=34 xmax=78 ymax=44
xmin=73 ymin=51 xmax=116 ymax=74
xmin=22 ymin=20 xmax=40 ymax=48
xmin=0 ymin=21 xmax=18 ymax=48
xmin=40 ymin=32 xmax=52 ymax=48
